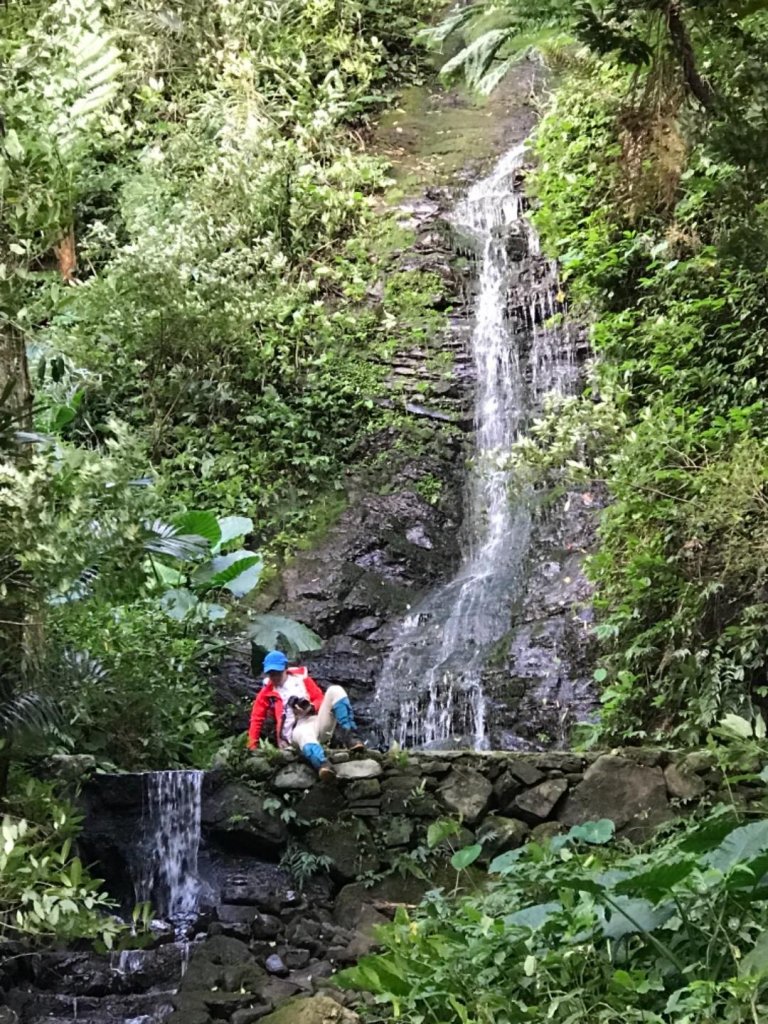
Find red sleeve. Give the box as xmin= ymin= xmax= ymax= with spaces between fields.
xmin=248 ymin=689 xmax=270 ymax=750
xmin=305 ymin=676 xmax=324 ymax=713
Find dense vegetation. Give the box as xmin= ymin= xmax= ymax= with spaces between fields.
xmin=0 ymin=0 xmax=439 ymax=770
xmin=429 ymin=0 xmax=768 ymax=745
xmin=340 ymin=742 xmax=768 ymax=1023
xmin=0 ymin=0 xmax=438 ymax=941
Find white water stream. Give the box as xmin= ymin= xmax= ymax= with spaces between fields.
xmin=134 ymin=770 xmax=203 ymax=934
xmin=375 ymin=144 xmax=579 ymax=748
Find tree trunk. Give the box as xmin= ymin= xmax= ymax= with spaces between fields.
xmin=0 ymin=319 xmax=33 ymax=692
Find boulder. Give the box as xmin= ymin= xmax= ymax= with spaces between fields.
xmin=306 ymin=820 xmax=380 ymax=881
xmin=232 ymin=1009 xmax=271 ymax=1024
xmin=530 ymin=821 xmax=566 ymax=844
xmin=201 ymin=782 xmax=288 ymax=852
xmin=261 ymin=978 xmax=302 ymax=1006
xmin=477 ymin=815 xmax=530 ymax=857
xmin=508 ymin=762 xmax=546 ymax=787
xmin=664 ymin=762 xmax=706 ymax=801
xmin=273 ymin=765 xmax=317 ymax=791
xmin=438 ymin=768 xmax=492 ymax=824
xmin=251 ymin=914 xmax=282 ymax=940
xmin=335 ymin=760 xmax=383 ymax=781
xmin=217 ymin=905 xmax=256 ymax=926
xmin=678 ymin=750 xmax=717 ymax=775
xmin=294 ymin=785 xmax=346 ymax=823
xmin=257 ymin=994 xmax=359 ymax=1024
xmin=166 ymin=1010 xmax=211 ymax=1024
xmin=334 ymin=877 xmax=428 ymax=929
xmin=346 ymin=778 xmax=381 ymax=801
xmin=558 ymin=755 xmax=672 ymax=841
xmin=380 ymin=816 xmax=413 ymax=847
xmin=513 ymin=779 xmax=568 ymax=824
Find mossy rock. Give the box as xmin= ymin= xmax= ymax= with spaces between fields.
xmin=257 ymin=994 xmax=358 ymax=1024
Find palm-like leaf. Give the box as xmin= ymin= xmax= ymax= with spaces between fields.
xmin=0 ymin=689 xmax=60 ymax=740
xmin=141 ymin=518 xmax=210 ymax=561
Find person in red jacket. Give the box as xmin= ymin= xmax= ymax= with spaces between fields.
xmin=247 ymin=650 xmax=364 ymax=780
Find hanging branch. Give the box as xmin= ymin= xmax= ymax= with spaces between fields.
xmin=666 ymin=0 xmax=717 ymax=110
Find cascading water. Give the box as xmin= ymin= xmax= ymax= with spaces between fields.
xmin=134 ymin=770 xmax=203 ymax=935
xmin=375 ymin=143 xmax=582 ymax=749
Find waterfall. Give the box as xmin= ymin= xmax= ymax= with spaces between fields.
xmin=374 ymin=143 xmax=580 ymax=749
xmin=134 ymin=770 xmax=203 ymax=934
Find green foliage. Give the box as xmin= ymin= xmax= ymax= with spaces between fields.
xmin=279 ymin=842 xmax=332 ymax=888
xmin=337 ymin=807 xmax=768 ymax=1023
xmin=0 ymin=0 xmax=440 ymax=778
xmin=45 ymin=598 xmax=218 ymax=770
xmin=0 ymin=0 xmax=442 ymax=552
xmin=1 ymin=777 xmax=123 ymax=945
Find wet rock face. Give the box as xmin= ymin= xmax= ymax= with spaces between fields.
xmin=481 ymin=486 xmax=603 ymax=751
xmin=213 ymin=110 xmax=597 ymax=753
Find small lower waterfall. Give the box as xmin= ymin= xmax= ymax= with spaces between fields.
xmin=134 ymin=770 xmax=203 ymax=934
xmin=375 ymin=144 xmax=582 ymax=749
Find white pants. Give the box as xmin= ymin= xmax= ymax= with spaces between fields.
xmin=291 ymin=685 xmax=348 ymax=750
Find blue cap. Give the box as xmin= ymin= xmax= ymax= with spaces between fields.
xmin=263 ymin=650 xmax=288 ymax=673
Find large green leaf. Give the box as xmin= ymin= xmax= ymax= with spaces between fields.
xmin=613 ymin=860 xmax=696 ymax=899
xmin=451 ymin=843 xmax=482 ymax=870
xmin=194 ymin=552 xmax=263 ymax=596
xmin=172 ymin=510 xmax=221 ymax=550
xmin=246 ymin=615 xmax=322 ymax=655
xmin=159 ymin=587 xmax=199 ymax=621
xmin=679 ymin=813 xmax=741 ymax=854
xmin=504 ymin=901 xmax=562 ymax=931
xmin=488 ymin=848 xmax=525 ymax=874
xmin=704 ymin=820 xmax=768 ymax=874
xmin=567 ymin=819 xmax=615 ymax=845
xmin=598 ymin=897 xmax=675 ymax=941
xmin=739 ymin=931 xmax=768 ymax=980
xmin=214 ymin=516 xmax=254 ymax=552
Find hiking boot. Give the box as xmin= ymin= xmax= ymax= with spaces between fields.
xmin=318 ymin=764 xmax=337 ymax=782
xmin=340 ymin=728 xmax=365 ymax=753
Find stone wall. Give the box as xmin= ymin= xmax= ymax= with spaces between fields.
xmin=202 ymin=745 xmax=723 ymax=877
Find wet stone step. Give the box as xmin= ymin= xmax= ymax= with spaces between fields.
xmin=8 ymin=989 xmax=175 ymax=1022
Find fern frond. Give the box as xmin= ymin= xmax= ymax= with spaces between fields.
xmin=417 ymin=5 xmax=484 ymax=47
xmin=141 ymin=519 xmax=209 ymax=561
xmin=441 ymin=28 xmax=511 ymax=85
